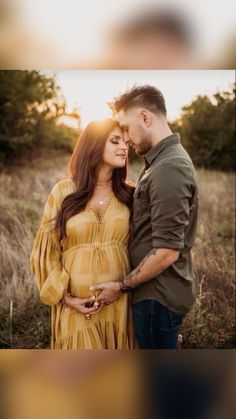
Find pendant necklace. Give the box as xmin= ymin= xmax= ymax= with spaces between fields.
xmin=95 ymin=181 xmax=112 ymax=205
xmin=98 ymin=196 xmax=109 ymax=205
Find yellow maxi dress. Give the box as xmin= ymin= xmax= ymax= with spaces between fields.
xmin=30 ymin=178 xmax=135 ymax=349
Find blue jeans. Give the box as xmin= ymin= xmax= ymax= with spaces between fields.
xmin=132 ymin=299 xmax=184 ymax=349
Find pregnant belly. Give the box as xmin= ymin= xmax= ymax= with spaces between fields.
xmin=67 ymin=246 xmax=130 ymax=298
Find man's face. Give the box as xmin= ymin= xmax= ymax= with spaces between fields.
xmin=118 ymin=108 xmax=152 ymax=155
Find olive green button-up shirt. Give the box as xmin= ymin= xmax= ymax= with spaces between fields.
xmin=130 ymin=134 xmax=199 ymax=315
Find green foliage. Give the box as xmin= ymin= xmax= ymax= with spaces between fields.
xmin=39 ymin=121 xmax=80 ymax=152
xmin=170 ymin=83 xmax=235 ymax=171
xmin=0 ymin=71 xmax=79 ymax=161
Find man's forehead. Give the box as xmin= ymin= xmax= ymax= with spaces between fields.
xmin=117 ymin=109 xmax=126 ymax=119
xmin=116 ymin=110 xmax=126 ymax=126
xmin=117 ymin=109 xmax=134 ymax=124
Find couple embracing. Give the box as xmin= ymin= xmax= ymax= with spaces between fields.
xmin=31 ymin=85 xmax=199 ymax=349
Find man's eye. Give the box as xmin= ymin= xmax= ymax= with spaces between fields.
xmin=112 ymin=140 xmax=119 ymax=144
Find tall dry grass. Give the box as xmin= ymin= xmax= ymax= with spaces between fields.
xmin=0 ymin=153 xmax=235 ymax=348
xmin=0 ymin=149 xmax=69 ymax=348
xmin=181 ymin=170 xmax=235 ymax=348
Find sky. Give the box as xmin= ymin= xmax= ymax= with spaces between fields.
xmin=52 ymin=70 xmax=235 ymax=127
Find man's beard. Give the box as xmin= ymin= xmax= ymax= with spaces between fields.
xmin=135 ymin=131 xmax=153 ymax=155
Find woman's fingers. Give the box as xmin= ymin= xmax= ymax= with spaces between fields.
xmin=63 ymin=295 xmax=105 ymax=315
xmin=84 ymin=296 xmax=96 ymax=306
xmin=80 ymin=303 xmax=104 ymax=315
xmin=64 ymin=295 xmax=92 ymax=305
xmin=84 ymin=304 xmax=105 ymax=315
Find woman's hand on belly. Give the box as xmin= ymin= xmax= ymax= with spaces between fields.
xmin=63 ymin=293 xmax=104 ymax=315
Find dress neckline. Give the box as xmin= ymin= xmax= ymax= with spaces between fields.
xmin=87 ymin=194 xmax=114 ymax=223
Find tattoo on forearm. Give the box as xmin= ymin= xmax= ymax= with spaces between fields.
xmin=125 ymin=249 xmax=158 ymax=285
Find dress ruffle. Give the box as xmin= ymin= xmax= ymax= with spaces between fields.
xmin=53 ymin=320 xmax=136 ymax=349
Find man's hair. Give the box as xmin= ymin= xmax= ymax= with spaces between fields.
xmin=112 ymin=85 xmax=167 ymax=116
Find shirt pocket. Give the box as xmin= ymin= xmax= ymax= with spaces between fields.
xmin=133 ymin=186 xmax=149 ymax=217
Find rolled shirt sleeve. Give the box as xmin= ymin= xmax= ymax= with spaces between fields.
xmin=149 ymin=162 xmax=194 ymax=250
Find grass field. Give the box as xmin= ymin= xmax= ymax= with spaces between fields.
xmin=0 ymin=150 xmax=235 ymax=348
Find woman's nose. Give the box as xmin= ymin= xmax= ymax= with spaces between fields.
xmin=120 ymin=140 xmax=128 ymax=150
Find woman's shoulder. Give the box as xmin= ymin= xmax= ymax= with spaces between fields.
xmin=50 ymin=177 xmax=75 ymax=198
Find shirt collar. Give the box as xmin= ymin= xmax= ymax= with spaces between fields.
xmin=144 ymin=133 xmax=180 ymax=168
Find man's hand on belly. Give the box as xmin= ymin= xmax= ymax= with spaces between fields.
xmin=89 ymin=281 xmax=122 ymax=305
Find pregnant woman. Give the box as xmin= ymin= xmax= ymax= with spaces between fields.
xmin=30 ymin=119 xmax=135 ymax=349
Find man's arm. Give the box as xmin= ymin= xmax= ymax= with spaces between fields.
xmin=122 ymin=247 xmax=179 ymax=288
xmin=90 ymin=247 xmax=179 ymax=304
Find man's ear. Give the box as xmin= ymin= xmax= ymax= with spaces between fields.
xmin=140 ymin=109 xmax=152 ymax=127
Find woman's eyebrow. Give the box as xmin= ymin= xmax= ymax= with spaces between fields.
xmin=108 ymin=134 xmax=122 ymax=140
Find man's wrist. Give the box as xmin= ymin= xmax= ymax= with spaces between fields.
xmin=118 ymin=278 xmax=132 ymax=293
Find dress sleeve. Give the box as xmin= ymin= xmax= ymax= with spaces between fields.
xmin=30 ymin=182 xmax=70 ymax=306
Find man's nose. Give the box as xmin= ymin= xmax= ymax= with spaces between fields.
xmin=123 ymin=131 xmax=129 ymax=143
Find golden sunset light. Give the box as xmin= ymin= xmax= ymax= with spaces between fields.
xmin=52 ymin=70 xmax=235 ymax=127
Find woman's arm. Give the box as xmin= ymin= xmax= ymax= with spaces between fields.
xmin=30 ymin=181 xmax=71 ymax=305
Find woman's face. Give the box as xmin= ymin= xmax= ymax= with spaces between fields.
xmin=102 ymin=126 xmax=128 ymax=168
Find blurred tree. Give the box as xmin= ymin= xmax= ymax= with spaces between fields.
xmin=170 ymin=83 xmax=235 ymax=171
xmin=0 ymin=71 xmax=80 ymax=162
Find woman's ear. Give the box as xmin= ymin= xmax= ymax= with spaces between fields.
xmin=140 ymin=109 xmax=152 ymax=127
